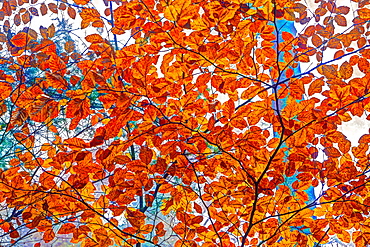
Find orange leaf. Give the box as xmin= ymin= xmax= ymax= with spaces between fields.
xmin=334 ymin=14 xmax=347 ymax=26
xmin=339 ymin=61 xmax=353 ymax=79
xmin=194 ymin=202 xmax=202 ymax=214
xmin=358 ymin=8 xmax=370 ymax=19
xmin=48 ymin=3 xmax=58 ymax=14
xmin=39 ymin=26 xmax=48 ymax=39
xmin=337 ymin=230 xmax=351 ymax=243
xmin=14 ymin=14 xmax=21 ymax=26
xmin=286 ymin=68 xmax=294 ymax=78
xmin=45 ymin=72 xmax=68 ymax=89
xmin=337 ymin=6 xmax=350 ymax=15
xmin=308 ymin=78 xmax=324 ymax=96
xmin=73 ymin=0 xmax=90 ymax=4
xmin=48 ymin=54 xmax=67 ymax=76
xmin=241 ymin=86 xmax=260 ymax=100
xmin=10 ymin=32 xmax=31 ymax=47
xmin=320 ymin=65 xmax=337 ymax=79
xmin=80 ymin=8 xmax=102 ymax=29
xmin=140 ymin=146 xmax=153 ymax=165
xmin=156 ymin=222 xmax=165 ymax=237
xmin=85 ymin=34 xmax=104 ymax=43
xmin=334 ymin=50 xmax=345 ymax=59
xmin=58 ymin=223 xmax=76 ymax=234
xmin=9 ymin=225 xmax=20 ymax=238
xmin=222 ymin=99 xmax=235 ymax=120
xmin=282 ymin=31 xmax=294 ymax=42
xmin=324 ymin=147 xmax=341 ymax=158
xmin=311 ymin=34 xmax=322 ymax=47
xmin=43 ymin=229 xmax=55 ymax=243
xmin=64 ymin=137 xmax=88 ymax=151
xmin=64 ymin=40 xmax=75 ymax=53
xmin=0 ymin=82 xmax=12 ymax=100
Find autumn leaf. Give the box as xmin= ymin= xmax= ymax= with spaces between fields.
xmin=80 ymin=8 xmax=103 ymax=29
xmin=10 ymin=32 xmax=31 ymax=47
xmin=0 ymin=1 xmax=369 ymax=247
xmin=67 ymin=7 xmax=76 ymax=19
xmin=47 ymin=24 xmax=55 ymax=38
xmin=358 ymin=8 xmax=370 ymax=19
xmin=140 ymin=146 xmax=153 ymax=165
xmin=43 ymin=229 xmax=55 ymax=243
xmin=0 ymin=82 xmax=12 ymax=100
xmin=334 ymin=15 xmax=347 ymax=26
xmin=339 ymin=61 xmax=353 ymax=79
xmin=58 ymin=223 xmax=76 ymax=234
xmin=73 ymin=0 xmax=90 ymax=5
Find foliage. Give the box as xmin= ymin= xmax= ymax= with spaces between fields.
xmin=0 ymin=0 xmax=370 ymax=246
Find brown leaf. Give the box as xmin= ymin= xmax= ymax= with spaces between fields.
xmin=67 ymin=6 xmax=76 ymax=19
xmin=47 ymin=24 xmax=55 ymax=38
xmin=40 ymin=3 xmax=47 ymax=15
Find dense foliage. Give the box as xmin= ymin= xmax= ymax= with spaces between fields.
xmin=0 ymin=0 xmax=370 ymax=246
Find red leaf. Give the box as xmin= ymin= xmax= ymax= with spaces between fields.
xmin=89 ymin=135 xmax=105 ymax=147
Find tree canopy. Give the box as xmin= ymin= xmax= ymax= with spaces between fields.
xmin=0 ymin=0 xmax=370 ymax=246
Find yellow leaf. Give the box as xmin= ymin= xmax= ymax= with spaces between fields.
xmin=191 ymin=18 xmax=208 ymax=31
xmin=219 ymin=6 xmax=239 ymax=23
xmin=337 ymin=231 xmax=351 ymax=243
xmin=164 ymin=0 xmax=191 ymax=21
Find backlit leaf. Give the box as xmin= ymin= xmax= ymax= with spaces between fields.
xmin=324 ymin=147 xmax=341 ymax=158
xmin=308 ymin=78 xmax=324 ymax=96
xmin=339 ymin=61 xmax=353 ymax=79
xmin=58 ymin=223 xmax=76 ymax=234
xmin=43 ymin=229 xmax=55 ymax=243
xmin=73 ymin=0 xmax=90 ymax=4
xmin=337 ymin=6 xmax=350 ymax=15
xmin=10 ymin=32 xmax=30 ymax=47
xmin=359 ymin=8 xmax=370 ymax=19
xmin=140 ymin=146 xmax=153 ymax=165
xmin=29 ymin=7 xmax=39 ymax=16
